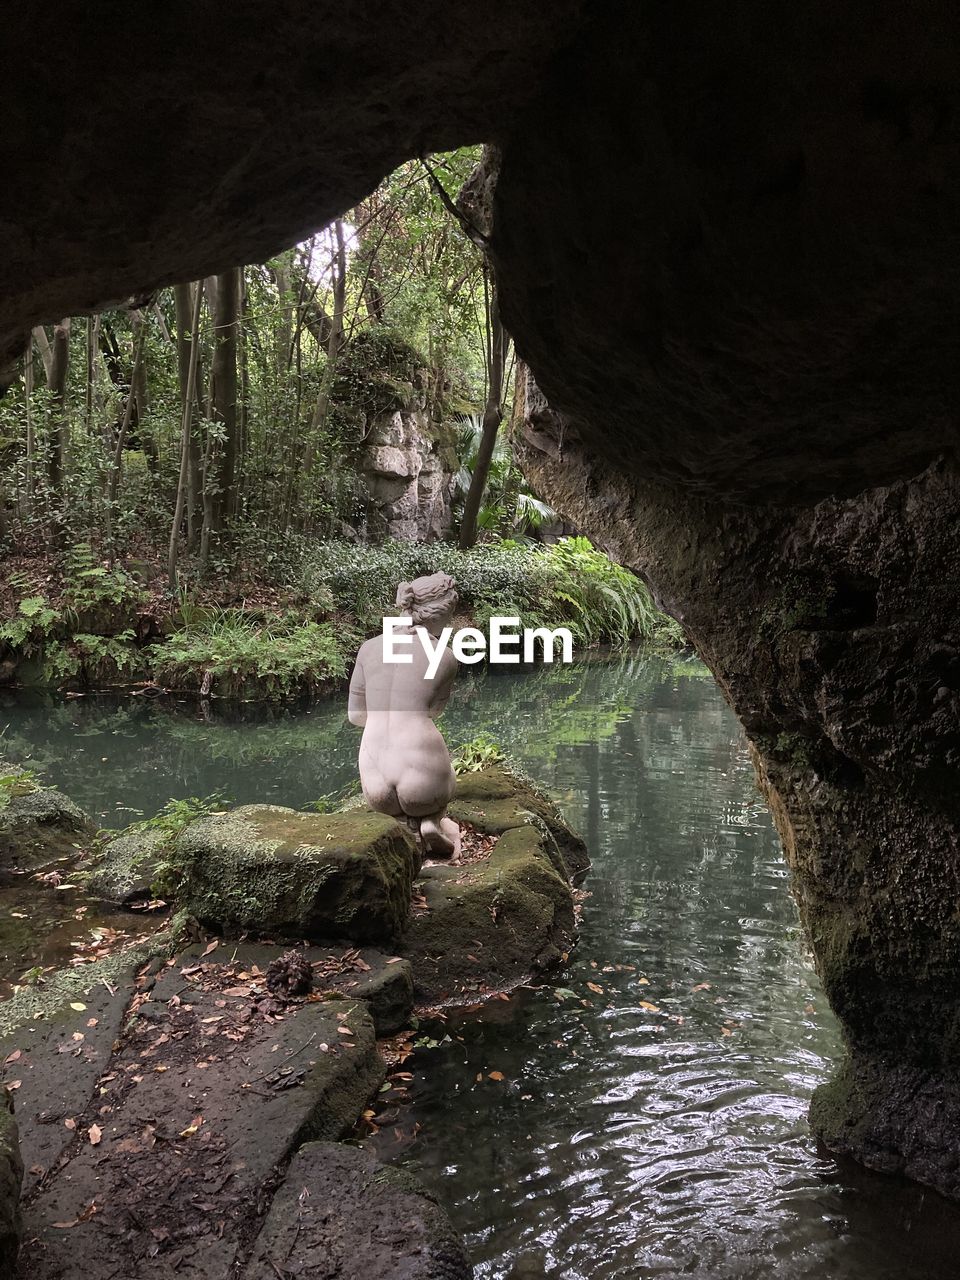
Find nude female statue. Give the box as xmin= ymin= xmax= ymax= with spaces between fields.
xmin=348 ymin=572 xmax=461 ymax=861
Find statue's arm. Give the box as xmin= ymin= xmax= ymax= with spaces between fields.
xmin=347 ymin=654 xmax=367 ymax=727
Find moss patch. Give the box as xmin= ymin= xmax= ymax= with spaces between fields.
xmin=175 ymin=805 xmax=419 ymax=943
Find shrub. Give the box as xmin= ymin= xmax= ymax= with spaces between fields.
xmin=151 ymin=608 xmax=358 ymax=697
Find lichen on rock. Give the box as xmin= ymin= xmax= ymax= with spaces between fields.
xmin=0 ymin=761 xmax=94 ymax=871
xmin=175 ymin=805 xmax=420 ymax=942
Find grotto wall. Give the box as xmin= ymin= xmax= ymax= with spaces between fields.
xmin=485 ymin=0 xmax=960 ymax=1197
xmin=4 ymin=0 xmax=960 ymax=1198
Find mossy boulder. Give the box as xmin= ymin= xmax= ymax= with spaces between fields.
xmin=81 ymin=826 xmax=168 ymax=904
xmin=175 ymin=806 xmax=420 ymax=942
xmin=450 ymin=765 xmax=590 ymax=880
xmin=402 ymin=765 xmax=586 ymax=1001
xmin=0 ymin=1091 xmax=23 ymax=1270
xmin=0 ymin=762 xmax=94 ymax=871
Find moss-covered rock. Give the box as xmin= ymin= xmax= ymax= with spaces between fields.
xmin=0 ymin=762 xmax=94 ymax=871
xmin=81 ymin=827 xmax=168 ymax=904
xmin=175 ymin=805 xmax=420 ymax=942
xmin=240 ymin=1140 xmax=472 ymax=1280
xmin=0 ymin=1092 xmax=22 ymax=1273
xmin=450 ymin=765 xmax=590 ymax=880
xmin=402 ymin=766 xmax=585 ymax=1001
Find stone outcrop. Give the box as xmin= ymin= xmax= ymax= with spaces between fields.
xmin=361 ymin=401 xmax=458 ymax=542
xmin=175 ymin=806 xmax=420 ymax=943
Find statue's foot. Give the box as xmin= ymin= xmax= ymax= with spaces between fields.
xmin=420 ymin=816 xmax=461 ymax=864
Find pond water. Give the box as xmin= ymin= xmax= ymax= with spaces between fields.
xmin=3 ymin=655 xmax=960 ymax=1276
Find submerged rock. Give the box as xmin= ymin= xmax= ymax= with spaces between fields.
xmin=81 ymin=826 xmax=168 ymax=904
xmin=240 ymin=1141 xmax=472 ymax=1280
xmin=176 ymin=806 xmax=420 ymax=942
xmin=403 ymin=766 xmax=586 ymax=1001
xmin=0 ymin=762 xmax=94 ymax=871
xmin=0 ymin=1092 xmax=22 ymax=1273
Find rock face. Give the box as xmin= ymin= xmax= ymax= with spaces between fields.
xmin=176 ymin=806 xmax=420 ymax=942
xmin=0 ymin=764 xmax=94 ymax=870
xmin=0 ymin=2 xmax=586 ymax=371
xmin=240 ymin=1142 xmax=472 ymax=1280
xmin=403 ymin=767 xmax=586 ymax=1001
xmin=362 ymin=403 xmax=458 ymax=542
xmin=0 ymin=1092 xmax=22 ymax=1274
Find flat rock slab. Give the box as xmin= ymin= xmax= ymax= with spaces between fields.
xmin=19 ymin=964 xmax=384 ymax=1279
xmin=240 ymin=1141 xmax=472 ymax=1280
xmin=168 ymin=940 xmax=415 ymax=1036
xmin=176 ymin=806 xmax=420 ymax=942
xmin=0 ymin=968 xmax=141 ymax=1194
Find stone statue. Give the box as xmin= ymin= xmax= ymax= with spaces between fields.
xmin=348 ymin=572 xmax=461 ymax=862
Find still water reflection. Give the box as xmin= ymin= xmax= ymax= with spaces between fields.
xmin=3 ymin=655 xmax=960 ymax=1276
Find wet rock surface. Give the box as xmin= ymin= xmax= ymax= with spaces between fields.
xmin=240 ymin=1141 xmax=472 ymax=1280
xmin=176 ymin=806 xmax=420 ymax=943
xmin=0 ymin=1092 xmax=23 ymax=1273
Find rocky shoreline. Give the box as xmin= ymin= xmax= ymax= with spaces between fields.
xmin=0 ymin=762 xmax=588 ymax=1277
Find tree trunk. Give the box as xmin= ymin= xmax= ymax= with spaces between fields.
xmin=174 ymin=283 xmax=199 ymax=550
xmin=458 ymin=289 xmax=507 ymax=550
xmin=212 ymin=265 xmax=241 ymax=526
xmin=301 ymin=221 xmax=346 ymax=521
xmin=107 ymin=316 xmax=148 ymax=508
xmin=168 ymin=283 xmax=204 ymax=590
xmin=31 ymin=326 xmax=54 ymax=382
xmin=47 ymin=318 xmax=71 ymax=508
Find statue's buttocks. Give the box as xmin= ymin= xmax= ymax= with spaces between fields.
xmin=348 ymin=574 xmax=461 ymax=861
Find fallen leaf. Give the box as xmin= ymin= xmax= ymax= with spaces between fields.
xmin=586 ymin=982 xmax=604 ymax=995
xmin=202 ymin=940 xmax=219 ymax=956
xmin=487 ymin=1070 xmax=505 ymax=1082
xmin=69 ymin=1002 xmax=86 ymax=1012
xmin=386 ymin=958 xmax=403 ymax=965
xmin=692 ymin=983 xmax=712 ymax=992
xmin=638 ymin=1001 xmax=661 ymax=1013
xmin=86 ymin=1018 xmax=98 ymax=1028
xmin=5 ymin=1080 xmax=21 ymax=1091
xmin=179 ymin=1115 xmax=204 ymax=1137
xmin=51 ymin=1201 xmax=97 ymax=1229
xmin=64 ymin=1117 xmax=76 ymax=1130
xmin=337 ymin=1026 xmax=352 ymax=1036
xmin=88 ymin=1124 xmax=102 ymax=1146
xmin=3 ymin=1050 xmax=21 ymax=1066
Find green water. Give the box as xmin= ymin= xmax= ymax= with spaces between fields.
xmin=3 ymin=654 xmax=960 ymax=1277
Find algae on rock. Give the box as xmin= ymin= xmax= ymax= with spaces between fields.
xmin=175 ymin=805 xmax=420 ymax=942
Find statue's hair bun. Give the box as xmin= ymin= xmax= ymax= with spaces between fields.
xmin=396 ymin=581 xmax=416 ymax=609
